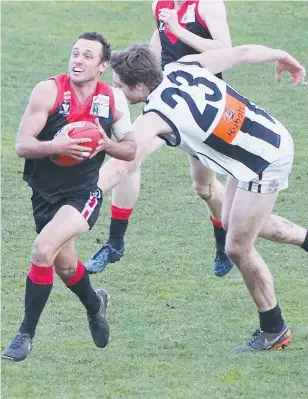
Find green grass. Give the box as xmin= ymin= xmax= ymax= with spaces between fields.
xmin=1 ymin=1 xmax=308 ymax=398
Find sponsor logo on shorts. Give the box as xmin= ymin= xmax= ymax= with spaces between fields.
xmin=82 ymin=195 xmax=98 ymax=221
xmin=268 ymin=179 xmax=280 ymax=192
xmin=90 ymin=189 xmax=102 ymax=199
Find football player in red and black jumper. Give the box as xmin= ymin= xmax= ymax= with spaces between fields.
xmin=2 ymin=32 xmax=136 ymax=362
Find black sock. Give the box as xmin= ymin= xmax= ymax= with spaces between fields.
xmin=19 ymin=265 xmax=54 ymax=339
xmin=213 ymin=225 xmax=227 ymax=248
xmin=259 ymin=304 xmax=284 ymax=333
xmin=301 ymin=230 xmax=308 ymax=252
xmin=107 ymin=218 xmax=129 ymax=250
xmin=66 ymin=260 xmax=100 ymax=314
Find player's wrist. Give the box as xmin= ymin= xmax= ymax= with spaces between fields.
xmin=276 ymin=49 xmax=289 ymax=62
xmin=102 ymin=137 xmax=113 ymax=154
xmin=43 ymin=140 xmax=58 ymax=156
xmin=174 ymin=25 xmax=185 ymax=39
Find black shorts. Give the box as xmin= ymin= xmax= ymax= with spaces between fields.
xmin=31 ymin=187 xmax=103 ymax=234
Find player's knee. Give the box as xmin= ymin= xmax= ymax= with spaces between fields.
xmin=225 ymin=241 xmax=241 ymax=263
xmin=31 ymin=240 xmax=54 ymax=265
xmin=225 ymin=237 xmax=251 ymax=264
xmin=55 ymin=263 xmax=76 ymax=281
xmin=193 ymin=183 xmax=214 ymax=201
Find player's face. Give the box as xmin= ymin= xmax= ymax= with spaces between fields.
xmin=113 ymin=72 xmax=143 ymax=104
xmin=69 ymin=39 xmax=107 ymax=84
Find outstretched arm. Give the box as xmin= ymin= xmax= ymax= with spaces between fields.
xmin=181 ymin=45 xmax=306 ymax=86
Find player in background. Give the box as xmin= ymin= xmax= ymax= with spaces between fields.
xmin=1 ymin=32 xmax=136 ymax=362
xmin=86 ymin=0 xmax=235 ymax=277
xmin=93 ymin=42 xmax=307 ymax=351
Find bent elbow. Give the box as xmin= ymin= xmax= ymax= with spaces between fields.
xmin=125 ymin=143 xmax=137 ymax=162
xmin=15 ymin=142 xmax=26 ymax=158
xmin=125 ymin=155 xmax=136 ymax=162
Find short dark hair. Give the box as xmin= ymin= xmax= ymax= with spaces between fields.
xmin=78 ymin=32 xmax=111 ymax=63
xmin=110 ymin=43 xmax=163 ymax=90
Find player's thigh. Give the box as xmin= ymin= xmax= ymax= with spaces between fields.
xmin=221 ymin=177 xmax=238 ymax=231
xmin=188 ymin=155 xmax=216 ymax=186
xmin=227 ymin=188 xmax=278 ymax=248
xmin=36 ymin=204 xmax=90 ymax=253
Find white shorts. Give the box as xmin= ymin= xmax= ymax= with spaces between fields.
xmin=238 ymin=129 xmax=294 ymax=194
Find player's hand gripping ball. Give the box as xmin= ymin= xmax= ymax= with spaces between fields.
xmin=50 ymin=121 xmax=100 ymax=166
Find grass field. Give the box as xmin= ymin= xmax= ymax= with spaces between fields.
xmin=1 ymin=1 xmax=308 ymax=398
